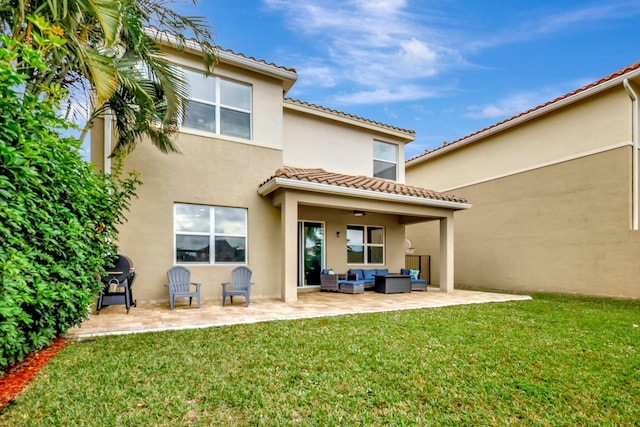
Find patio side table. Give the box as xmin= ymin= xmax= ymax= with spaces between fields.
xmin=320 ymin=274 xmax=339 ymax=291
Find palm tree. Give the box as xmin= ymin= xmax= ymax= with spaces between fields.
xmin=0 ymin=0 xmax=216 ymax=155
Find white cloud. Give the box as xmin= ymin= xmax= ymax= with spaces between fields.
xmin=263 ymin=0 xmax=459 ymax=104
xmin=263 ymin=0 xmax=640 ymax=107
xmin=464 ymin=85 xmax=573 ymax=120
xmin=465 ymin=92 xmax=543 ymax=119
xmin=352 ymin=0 xmax=408 ymax=15
xmin=468 ymin=1 xmax=640 ymax=51
xmin=334 ymin=85 xmax=438 ymax=105
xmin=398 ymin=38 xmax=439 ymax=76
xmin=295 ymin=64 xmax=339 ymax=88
xmin=383 ymin=105 xmax=399 ymax=119
xmin=537 ymin=2 xmax=640 ymax=34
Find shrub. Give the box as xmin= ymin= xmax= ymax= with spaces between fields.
xmin=0 ymin=36 xmax=140 ymax=370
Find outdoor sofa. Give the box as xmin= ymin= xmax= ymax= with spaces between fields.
xmin=320 ymin=268 xmax=389 ymax=293
xmin=321 ymin=267 xmax=427 ymax=293
xmin=400 ymin=268 xmax=428 ymax=291
xmin=343 ymin=268 xmax=389 ymax=290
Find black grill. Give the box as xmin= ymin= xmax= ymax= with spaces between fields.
xmin=96 ymin=255 xmax=137 ymax=314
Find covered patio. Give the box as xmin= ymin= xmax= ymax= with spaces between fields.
xmin=66 ymin=288 xmax=532 ymax=339
xmin=258 ymin=167 xmax=472 ymax=302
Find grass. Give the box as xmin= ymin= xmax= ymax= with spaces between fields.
xmin=1 ymin=293 xmax=638 ymax=426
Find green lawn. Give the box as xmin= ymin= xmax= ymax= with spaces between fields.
xmin=2 ymin=293 xmax=638 ymax=426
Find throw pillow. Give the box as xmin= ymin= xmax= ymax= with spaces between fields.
xmin=409 ymin=269 xmax=420 ymax=280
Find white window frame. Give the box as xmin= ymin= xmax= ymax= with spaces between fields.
xmin=180 ymin=67 xmax=252 ymax=140
xmin=373 ymin=140 xmax=398 ymax=181
xmin=174 ymin=203 xmax=248 ymax=265
xmin=346 ymin=225 xmax=385 ymax=265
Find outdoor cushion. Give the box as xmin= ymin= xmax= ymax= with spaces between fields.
xmin=362 ymin=269 xmax=377 ymax=280
xmin=400 ymin=268 xmax=410 ymax=275
xmin=376 ymin=268 xmax=389 ymax=276
xmin=338 ymin=279 xmax=367 ymax=286
xmin=409 ymin=269 xmax=420 ymax=280
xmin=348 ymin=268 xmax=364 ymax=280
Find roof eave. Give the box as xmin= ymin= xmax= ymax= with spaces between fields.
xmin=407 ymin=67 xmax=640 ymax=167
xmin=258 ymin=177 xmax=472 ymax=210
xmin=147 ymin=28 xmax=298 ymax=94
xmin=218 ymin=50 xmax=298 ymax=94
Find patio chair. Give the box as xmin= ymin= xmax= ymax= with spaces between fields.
xmin=166 ymin=266 xmax=201 ymax=310
xmin=221 ymin=266 xmax=253 ymax=307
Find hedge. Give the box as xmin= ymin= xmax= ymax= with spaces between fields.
xmin=0 ymin=37 xmax=140 ymax=370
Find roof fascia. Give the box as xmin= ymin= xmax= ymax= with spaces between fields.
xmin=258 ymin=177 xmax=472 ymax=210
xmin=407 ymin=68 xmax=640 ymax=167
xmin=284 ymin=100 xmax=415 ymax=142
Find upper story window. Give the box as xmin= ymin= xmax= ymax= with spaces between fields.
xmin=174 ymin=203 xmax=247 ymax=264
xmin=373 ymin=140 xmax=397 ymax=180
xmin=181 ymin=67 xmax=252 ymax=139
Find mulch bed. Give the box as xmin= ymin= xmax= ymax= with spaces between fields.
xmin=0 ymin=337 xmax=67 ymax=412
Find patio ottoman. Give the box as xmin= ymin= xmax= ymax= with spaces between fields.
xmin=339 ymin=282 xmax=365 ymax=294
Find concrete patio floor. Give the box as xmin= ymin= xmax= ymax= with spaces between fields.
xmin=66 ymin=287 xmax=532 ymax=339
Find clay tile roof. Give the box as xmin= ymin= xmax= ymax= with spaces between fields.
xmin=407 ymin=60 xmax=640 ymax=163
xmin=215 ymin=46 xmax=296 ymax=73
xmin=146 ymin=26 xmax=296 ymax=73
xmin=260 ymin=167 xmax=468 ymax=204
xmin=284 ymin=98 xmax=415 ymax=136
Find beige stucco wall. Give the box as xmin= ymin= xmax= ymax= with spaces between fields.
xmin=408 ymin=147 xmax=640 ymax=298
xmin=113 ymin=133 xmax=283 ymax=304
xmin=408 ymin=87 xmax=632 ymax=191
xmin=406 ymin=82 xmax=640 ymax=298
xmin=298 ymin=205 xmax=407 ymax=276
xmin=87 ymin=49 xmax=295 ymax=303
xmin=283 ymin=108 xmax=407 ymax=182
xmin=89 ymin=48 xmax=452 ymax=303
xmin=167 ymin=50 xmax=286 ymax=152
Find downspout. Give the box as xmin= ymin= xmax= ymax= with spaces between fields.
xmin=103 ymin=112 xmax=112 ymax=174
xmin=623 ymin=79 xmax=638 ymax=230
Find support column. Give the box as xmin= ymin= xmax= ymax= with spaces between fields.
xmin=439 ymin=215 xmax=454 ymax=293
xmin=280 ymin=192 xmax=298 ymax=302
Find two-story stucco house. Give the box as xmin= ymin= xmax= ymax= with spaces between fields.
xmin=90 ymin=31 xmax=471 ymax=304
xmin=406 ymin=61 xmax=640 ymax=299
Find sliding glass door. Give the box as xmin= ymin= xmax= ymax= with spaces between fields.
xmin=298 ymin=221 xmax=325 ymax=287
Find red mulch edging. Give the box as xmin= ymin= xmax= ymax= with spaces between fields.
xmin=0 ymin=337 xmax=67 ymax=411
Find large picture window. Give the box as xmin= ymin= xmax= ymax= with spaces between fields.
xmin=347 ymin=225 xmax=384 ymax=264
xmin=174 ymin=204 xmax=247 ymax=264
xmin=373 ymin=140 xmax=397 ymax=180
xmin=180 ymin=67 xmax=252 ymax=139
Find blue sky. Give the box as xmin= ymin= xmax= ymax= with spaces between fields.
xmin=176 ymin=0 xmax=640 ymax=159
